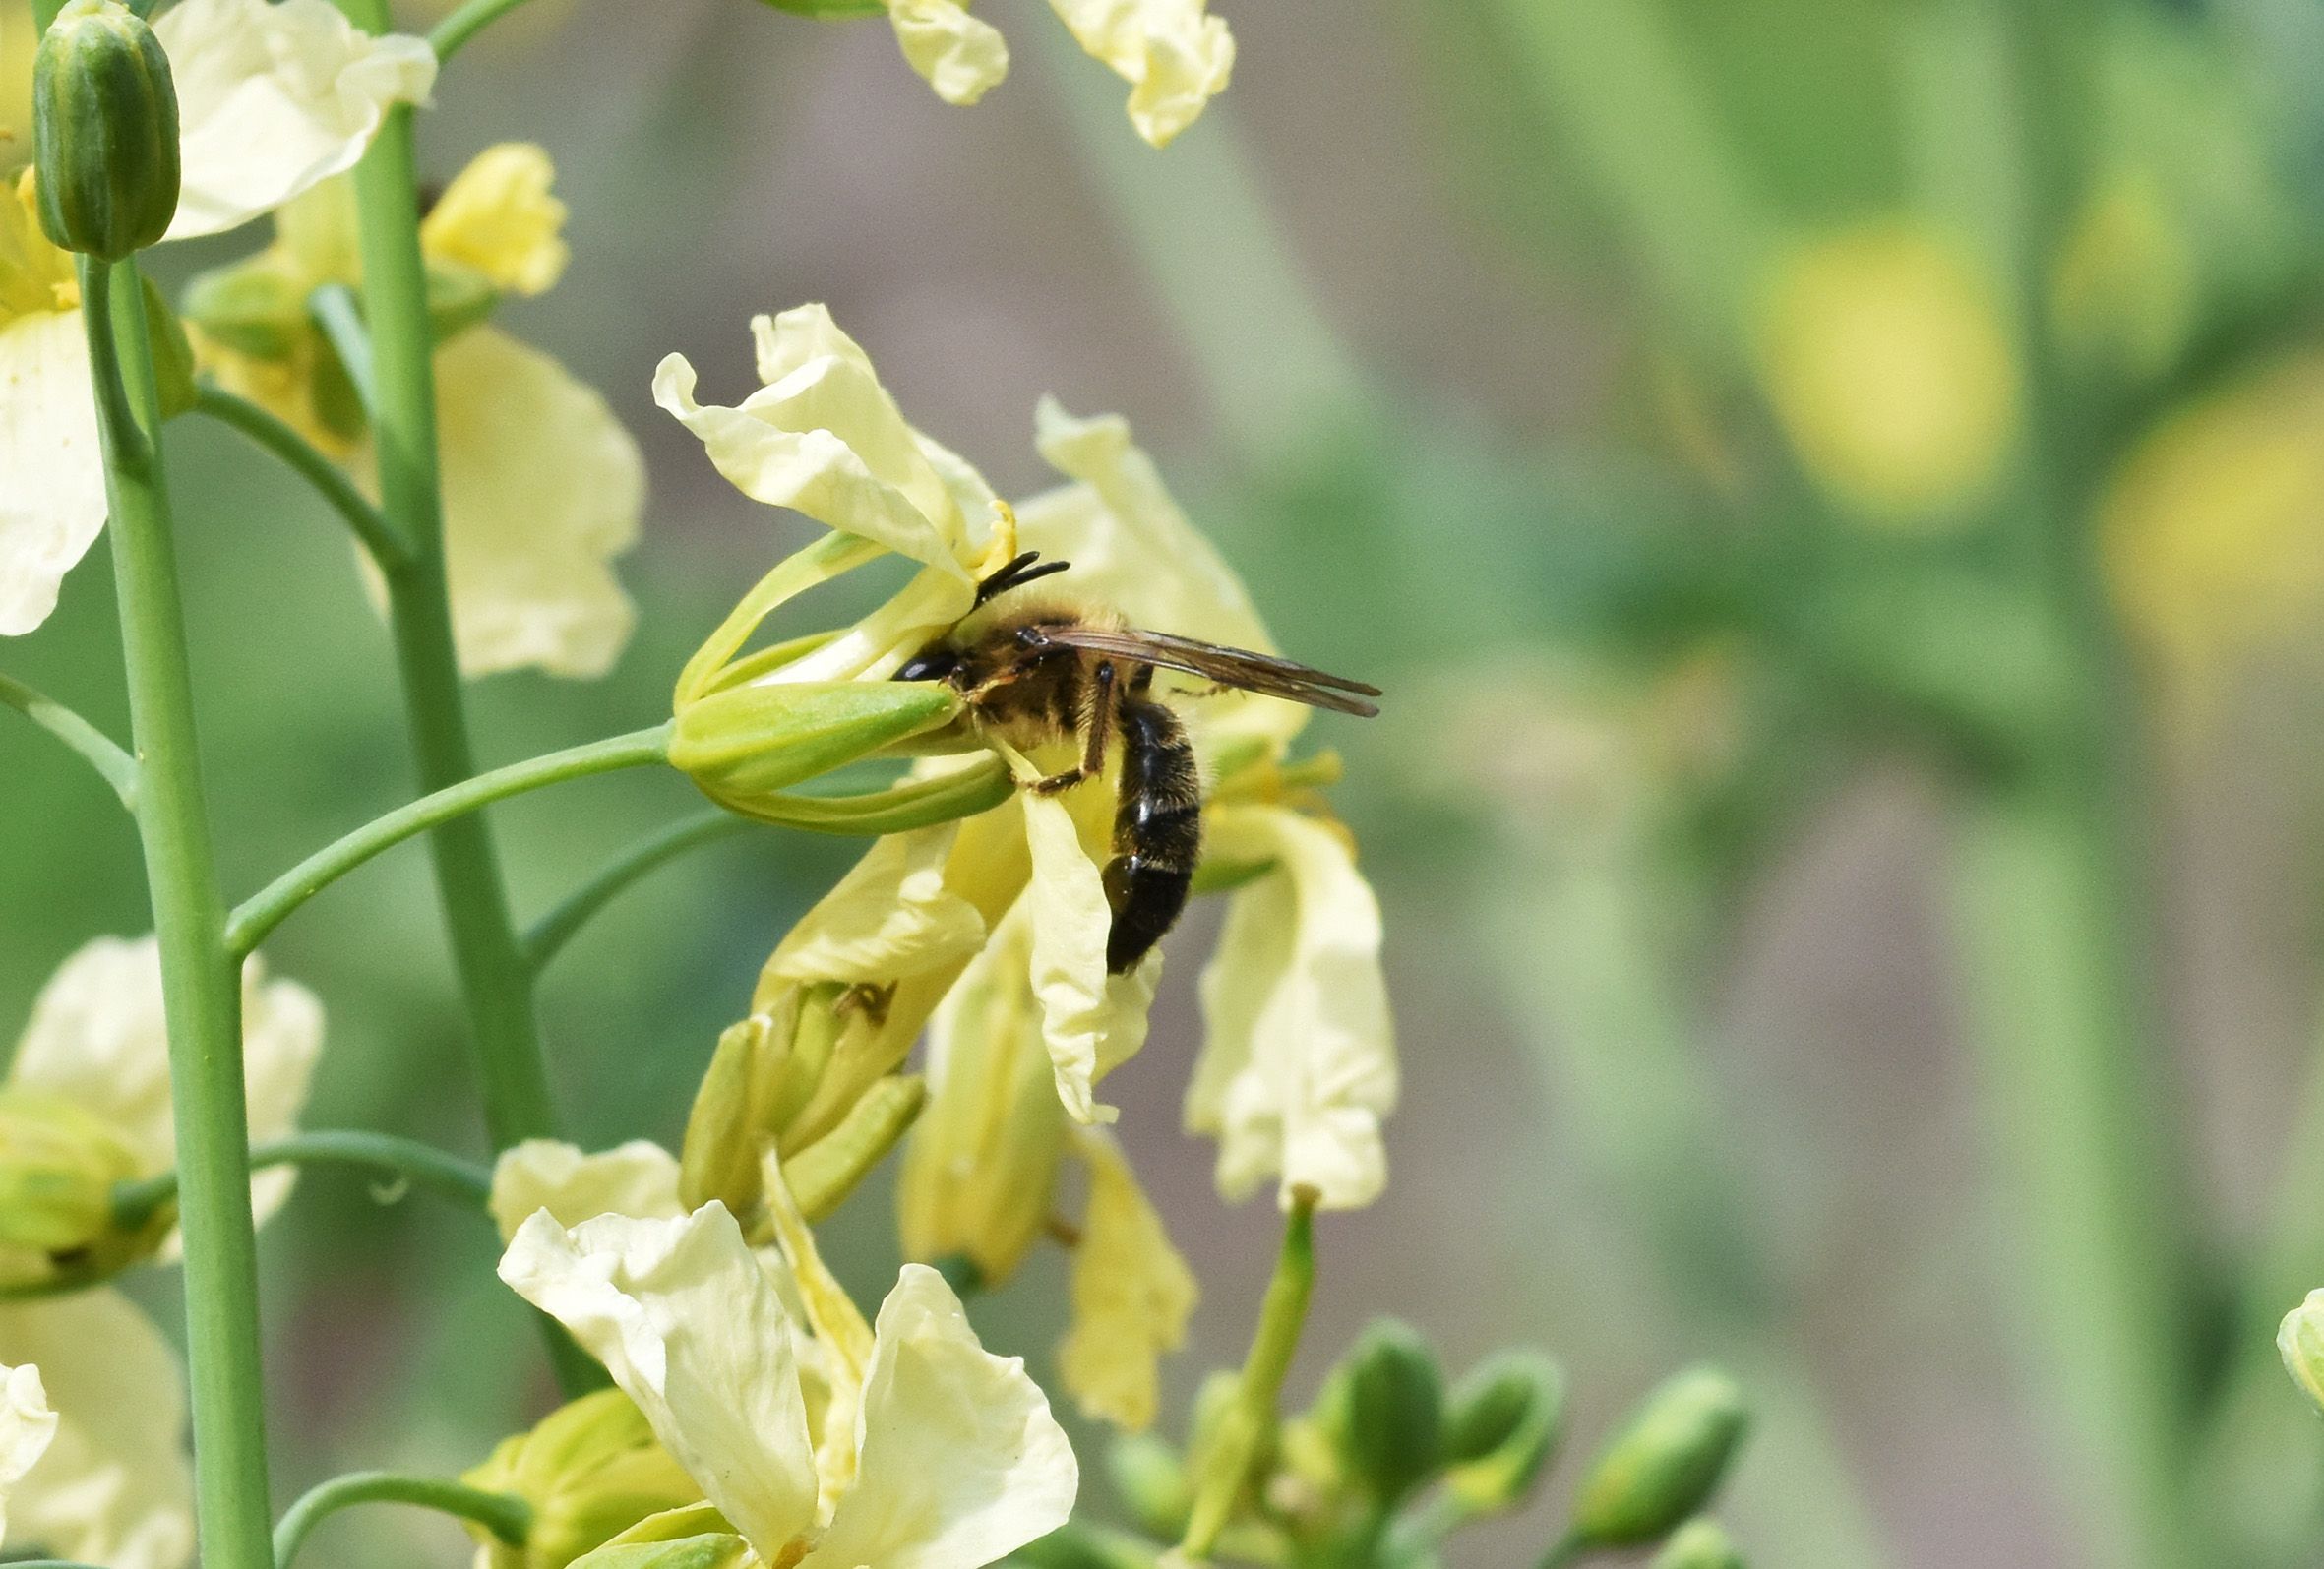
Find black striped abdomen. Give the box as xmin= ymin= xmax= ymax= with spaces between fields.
xmin=1104 ymin=698 xmax=1201 ymax=972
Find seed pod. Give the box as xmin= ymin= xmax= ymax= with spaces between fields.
xmin=1570 ymin=1367 xmax=1749 ymax=1548
xmin=33 ymin=0 xmax=180 ymax=260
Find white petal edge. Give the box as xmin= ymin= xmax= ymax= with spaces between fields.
xmin=0 ymin=1360 xmax=57 ymax=1552
xmin=0 ymin=310 xmax=105 ymax=637
xmin=488 ymin=1139 xmax=687 ymax=1243
xmin=1020 ymin=794 xmax=1158 ymax=1124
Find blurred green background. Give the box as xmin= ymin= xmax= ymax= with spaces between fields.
xmin=19 ymin=0 xmax=2324 ymax=1564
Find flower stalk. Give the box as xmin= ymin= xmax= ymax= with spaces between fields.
xmin=109 ymin=1129 xmax=496 ymax=1233
xmin=273 ymin=1471 xmax=531 ymax=1567
xmin=0 ymin=673 xmax=139 ymax=810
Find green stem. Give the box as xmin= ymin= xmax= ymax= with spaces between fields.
xmin=307 ymin=282 xmax=376 ymax=414
xmin=1180 ymin=1193 xmax=1318 ymax=1559
xmin=190 ymin=385 xmax=405 ymax=568
xmin=0 ymin=672 xmax=139 ymax=810
xmin=273 ymin=1472 xmax=530 ymax=1567
xmin=428 ymin=0 xmax=549 ymax=61
xmin=524 ymin=809 xmax=754 ymax=974
xmin=112 ymin=1129 xmax=495 ymax=1232
xmin=83 ymin=255 xmax=275 ymax=1569
xmin=227 ymin=723 xmax=673 ymax=958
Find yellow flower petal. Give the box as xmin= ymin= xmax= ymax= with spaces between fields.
xmin=1191 ymin=805 xmax=1394 ymax=1210
xmin=887 ymin=0 xmax=1009 ymax=107
xmin=0 ymin=308 xmax=103 ymax=636
xmin=1022 ymin=792 xmax=1158 ymax=1124
xmin=156 ymin=0 xmax=438 ymax=241
xmin=0 ymin=1359 xmax=55 ymax=1553
xmin=0 ymin=1291 xmax=194 ymax=1569
xmin=499 ymin=1204 xmax=822 ymax=1562
xmin=765 ymin=822 xmax=988 ymax=987
xmin=8 ymin=936 xmax=324 ymax=1230
xmin=420 ymin=143 xmax=570 ymax=297
xmin=1044 ymin=0 xmax=1233 ymax=148
xmin=1059 ymin=1129 xmax=1194 ymax=1430
xmin=489 ymin=1139 xmax=686 ymax=1243
xmin=800 ymin=1263 xmax=1077 ymax=1569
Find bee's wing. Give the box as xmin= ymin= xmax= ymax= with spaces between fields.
xmin=1028 ymin=626 xmax=1381 ymax=717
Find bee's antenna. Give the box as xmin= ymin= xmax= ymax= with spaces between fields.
xmin=974 ymin=551 xmax=1073 ymax=607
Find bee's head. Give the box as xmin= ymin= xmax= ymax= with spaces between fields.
xmin=893 ymin=644 xmax=963 ymax=685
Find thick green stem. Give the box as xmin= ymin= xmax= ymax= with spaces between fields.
xmin=190 ymin=385 xmax=405 ymax=569
xmin=112 ymin=1129 xmax=495 ymax=1232
xmin=227 ymin=723 xmax=673 ymax=957
xmin=1180 ymin=1194 xmax=1317 ymax=1559
xmin=83 ymin=257 xmax=275 ymax=1569
xmin=273 ymin=1472 xmax=530 ymax=1567
xmin=0 ymin=672 xmax=139 ymax=809
xmin=524 ymin=809 xmax=754 ymax=974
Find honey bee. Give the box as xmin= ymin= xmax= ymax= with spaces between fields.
xmin=895 ymin=551 xmax=1380 ymax=972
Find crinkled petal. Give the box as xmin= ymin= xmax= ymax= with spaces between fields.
xmin=420 ymin=143 xmax=569 ymax=297
xmin=490 ymin=1140 xmax=687 ymax=1242
xmin=800 ymin=1264 xmax=1076 ymax=1569
xmin=0 ymin=309 xmax=104 ymax=637
xmin=1044 ymin=0 xmax=1233 ymax=148
xmin=8 ymin=937 xmax=325 ymax=1230
xmin=767 ymin=823 xmax=987 ymax=986
xmin=0 ymin=1360 xmax=56 ymax=1551
xmin=887 ymin=0 xmax=1009 ymax=106
xmin=1058 ymin=1129 xmax=1194 ymax=1430
xmin=0 ymin=1291 xmax=195 ymax=1569
xmin=157 ymin=0 xmax=438 ymax=241
xmin=499 ymin=1205 xmax=821 ymax=1562
xmin=359 ymin=327 xmax=642 ymax=679
xmin=1021 ymin=793 xmax=1158 ymax=1123
xmin=1190 ymin=806 xmax=1394 ymax=1210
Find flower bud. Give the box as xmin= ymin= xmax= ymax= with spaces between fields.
xmin=0 ymin=1093 xmax=159 ymax=1291
xmin=2281 ymin=1289 xmax=2324 ymax=1417
xmin=568 ymin=1538 xmax=751 ymax=1569
xmin=32 ymin=0 xmax=180 ymax=260
xmin=1107 ymin=1432 xmax=1193 ymax=1539
xmin=778 ymin=1072 xmax=925 ymax=1222
xmin=1442 ymin=1349 xmax=1564 ymax=1511
xmin=463 ymin=1388 xmax=703 ymax=1569
xmin=1652 ymin=1519 xmax=1746 ymax=1569
xmin=1570 ymin=1367 xmax=1749 ymax=1548
xmin=183 ymin=255 xmax=309 ymax=360
xmin=1321 ymin=1320 xmax=1443 ymax=1508
xmin=670 ymin=679 xmax=960 ymax=810
xmin=679 ymin=985 xmax=848 ymax=1219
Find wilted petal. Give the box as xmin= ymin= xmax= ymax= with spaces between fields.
xmin=0 ymin=1291 xmax=195 ymax=1569
xmin=1021 ymin=794 xmax=1158 ymax=1124
xmin=158 ymin=0 xmax=438 ymax=241
xmin=421 ymin=143 xmax=569 ymax=297
xmin=1044 ymin=0 xmax=1233 ymax=148
xmin=887 ymin=0 xmax=1009 ymax=106
xmin=490 ymin=1140 xmax=687 ymax=1242
xmin=0 ymin=1360 xmax=56 ymax=1551
xmin=365 ymin=326 xmax=642 ymax=679
xmin=801 ymin=1264 xmax=1076 ymax=1569
xmin=1058 ymin=1129 xmax=1194 ymax=1430
xmin=499 ymin=1205 xmax=821 ymax=1562
xmin=8 ymin=937 xmax=325 ymax=1228
xmin=1191 ymin=806 xmax=1394 ymax=1210
xmin=0 ymin=309 xmax=103 ymax=637
xmin=767 ymin=823 xmax=987 ymax=987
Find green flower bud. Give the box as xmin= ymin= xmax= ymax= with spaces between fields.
xmin=778 ymin=1071 xmax=924 ymax=1222
xmin=1570 ymin=1367 xmax=1749 ymax=1548
xmin=428 ymin=259 xmax=500 ymax=343
xmin=1323 ymin=1320 xmax=1444 ymax=1508
xmin=670 ymin=679 xmax=961 ymax=805
xmin=464 ymin=1389 xmax=703 ymax=1569
xmin=1652 ymin=1519 xmax=1746 ymax=1569
xmin=1442 ymin=1350 xmax=1564 ymax=1511
xmin=679 ymin=984 xmax=852 ymax=1219
xmin=183 ymin=255 xmax=312 ymax=361
xmin=0 ymin=1092 xmax=162 ymax=1291
xmin=33 ymin=0 xmax=180 ymax=260
xmin=1107 ymin=1432 xmax=1193 ymax=1539
xmin=2281 ymin=1289 xmax=2324 ymax=1417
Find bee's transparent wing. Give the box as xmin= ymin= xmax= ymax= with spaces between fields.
xmin=1026 ymin=625 xmax=1381 ymax=717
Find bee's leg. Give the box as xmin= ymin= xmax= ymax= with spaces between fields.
xmin=1030 ymin=660 xmax=1115 ymax=795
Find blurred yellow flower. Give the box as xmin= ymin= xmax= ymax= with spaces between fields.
xmin=1754 ymin=222 xmax=2021 ymax=521
xmin=1058 ymin=1127 xmax=1197 ymax=1430
xmin=0 ymin=1360 xmax=53 ymax=1553
xmin=2103 ymin=352 xmax=2324 ymax=698
xmin=2052 ymin=168 xmax=2196 ymax=384
xmin=422 ymin=142 xmax=569 ymax=297
xmin=1 ymin=2 xmax=31 ymax=170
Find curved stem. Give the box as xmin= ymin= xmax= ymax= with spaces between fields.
xmin=85 ymin=255 xmax=276 ymax=1569
xmin=227 ymin=723 xmax=673 ymax=958
xmin=428 ymin=0 xmax=550 ymax=62
xmin=524 ymin=810 xmax=754 ymax=974
xmin=1180 ymin=1193 xmax=1318 ymax=1559
xmin=306 ymin=282 xmax=376 ymax=415
xmin=112 ymin=1129 xmax=494 ymax=1232
xmin=274 ymin=1472 xmax=530 ymax=1568
xmin=0 ymin=672 xmax=139 ymax=810
xmin=190 ymin=385 xmax=406 ymax=569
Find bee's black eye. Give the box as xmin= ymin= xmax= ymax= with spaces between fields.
xmin=895 ymin=649 xmax=958 ymax=683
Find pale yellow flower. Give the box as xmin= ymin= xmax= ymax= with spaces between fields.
xmin=421 ymin=142 xmax=569 ymax=297
xmin=501 ymin=1202 xmax=1077 ymax=1569
xmin=0 ymin=173 xmax=99 ymax=637
xmin=1753 ymin=222 xmax=2020 ymax=521
xmin=0 ymin=1359 xmax=55 ymax=1552
xmin=0 ymin=1291 xmax=194 ymax=1569
xmin=489 ymin=1139 xmax=686 ymax=1241
xmin=1045 ymin=0 xmax=1234 ymax=148
xmin=1057 ymin=1127 xmax=1195 ymax=1430
xmin=887 ymin=0 xmax=1009 ymax=107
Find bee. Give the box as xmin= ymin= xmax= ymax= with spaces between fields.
xmin=895 ymin=551 xmax=1380 ymax=973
